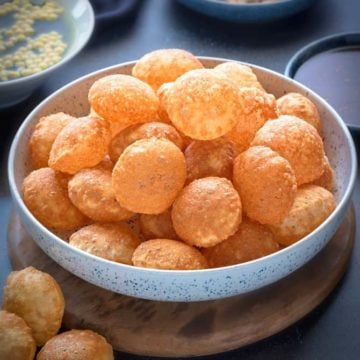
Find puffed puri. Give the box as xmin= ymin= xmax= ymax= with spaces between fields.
xmin=37 ymin=329 xmax=114 ymax=360
xmin=171 ymin=177 xmax=242 ymax=248
xmin=112 ymin=137 xmax=187 ymax=214
xmin=233 ymin=146 xmax=297 ymax=225
xmin=132 ymin=239 xmax=208 ymax=270
xmin=48 ymin=116 xmax=111 ymax=174
xmin=3 ymin=266 xmax=65 ymax=346
xmin=164 ymin=69 xmax=244 ymax=140
xmin=0 ymin=310 xmax=36 ymax=360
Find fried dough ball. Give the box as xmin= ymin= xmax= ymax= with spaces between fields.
xmin=214 ymin=62 xmax=264 ymax=91
xmin=312 ymin=156 xmax=335 ymax=192
xmin=0 ymin=310 xmax=36 ymax=360
xmin=88 ymin=74 xmax=159 ymax=130
xmin=225 ymin=88 xmax=278 ymax=153
xmin=132 ymin=49 xmax=204 ymax=91
xmin=69 ymin=223 xmax=141 ymax=264
xmin=109 ymin=121 xmax=184 ymax=163
xmin=29 ymin=112 xmax=75 ymax=169
xmin=164 ymin=69 xmax=243 ymax=140
xmin=203 ymin=219 xmax=279 ymax=267
xmin=172 ymin=177 xmax=242 ymax=247
xmin=68 ymin=169 xmax=134 ymax=222
xmin=37 ymin=329 xmax=114 ymax=360
xmin=48 ymin=116 xmax=111 ymax=174
xmin=233 ymin=146 xmax=297 ymax=225
xmin=89 ymin=107 xmax=127 ymax=138
xmin=22 ymin=168 xmax=88 ymax=230
xmin=185 ymin=138 xmax=236 ymax=183
xmin=94 ymin=155 xmax=114 ymax=171
xmin=112 ymin=138 xmax=186 ymax=214
xmin=139 ymin=209 xmax=179 ymax=240
xmin=251 ymin=115 xmax=325 ymax=185
xmin=157 ymin=82 xmax=173 ymax=123
xmin=3 ymin=267 xmax=65 ymax=346
xmin=277 ymin=92 xmax=321 ymax=132
xmin=270 ymin=185 xmax=336 ymax=246
xmin=132 ymin=239 xmax=208 ymax=270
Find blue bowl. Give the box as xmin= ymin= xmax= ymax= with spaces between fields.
xmin=177 ymin=0 xmax=315 ymax=23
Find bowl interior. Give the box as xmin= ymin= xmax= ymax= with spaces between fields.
xmin=11 ymin=58 xmax=352 ymax=206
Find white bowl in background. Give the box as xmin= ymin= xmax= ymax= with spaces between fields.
xmin=8 ymin=58 xmax=357 ymax=302
xmin=0 ymin=0 xmax=94 ymax=108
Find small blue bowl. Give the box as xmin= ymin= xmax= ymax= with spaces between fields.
xmin=177 ymin=0 xmax=315 ymax=23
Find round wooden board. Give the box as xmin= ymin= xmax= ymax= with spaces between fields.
xmin=7 ymin=207 xmax=355 ymax=358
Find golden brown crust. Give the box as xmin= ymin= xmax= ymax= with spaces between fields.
xmin=251 ymin=115 xmax=325 ymax=185
xmin=185 ymin=138 xmax=236 ymax=183
xmin=0 ymin=310 xmax=36 ymax=360
xmin=22 ymin=168 xmax=88 ymax=230
xmin=214 ymin=62 xmax=264 ymax=90
xmin=233 ymin=146 xmax=297 ymax=225
xmin=37 ymin=329 xmax=114 ymax=360
xmin=270 ymin=184 xmax=336 ymax=246
xmin=164 ymin=69 xmax=243 ymax=140
xmin=171 ymin=177 xmax=242 ymax=247
xmin=3 ymin=267 xmax=65 ymax=346
xmin=203 ymin=219 xmax=279 ymax=267
xmin=29 ymin=112 xmax=75 ymax=169
xmin=48 ymin=116 xmax=111 ymax=174
xmin=140 ymin=209 xmax=179 ymax=240
xmin=68 ymin=168 xmax=134 ymax=222
xmin=132 ymin=49 xmax=204 ymax=91
xmin=69 ymin=223 xmax=141 ymax=264
xmin=157 ymin=82 xmax=173 ymax=123
xmin=277 ymin=92 xmax=321 ymax=132
xmin=112 ymin=138 xmax=186 ymax=214
xmin=225 ymin=87 xmax=278 ymax=153
xmin=312 ymin=156 xmax=335 ymax=191
xmin=109 ymin=121 xmax=184 ymax=163
xmin=88 ymin=74 xmax=159 ymax=129
xmin=132 ymin=239 xmax=208 ymax=270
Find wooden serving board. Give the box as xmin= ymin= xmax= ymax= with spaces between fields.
xmin=7 ymin=207 xmax=355 ymax=358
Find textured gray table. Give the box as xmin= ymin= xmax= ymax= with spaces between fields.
xmin=0 ymin=0 xmax=359 ymax=359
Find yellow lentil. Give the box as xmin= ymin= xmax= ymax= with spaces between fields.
xmin=0 ymin=0 xmax=67 ymax=81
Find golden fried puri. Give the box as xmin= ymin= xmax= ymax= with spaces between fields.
xmin=233 ymin=146 xmax=297 ymax=225
xmin=172 ymin=177 xmax=242 ymax=247
xmin=203 ymin=219 xmax=279 ymax=267
xmin=164 ymin=69 xmax=243 ymax=140
xmin=251 ymin=115 xmax=325 ymax=185
xmin=37 ymin=329 xmax=114 ymax=360
xmin=22 ymin=168 xmax=88 ymax=230
xmin=312 ymin=156 xmax=335 ymax=191
xmin=225 ymin=87 xmax=278 ymax=153
xmin=132 ymin=239 xmax=208 ymax=270
xmin=132 ymin=49 xmax=204 ymax=91
xmin=0 ymin=310 xmax=36 ymax=360
xmin=88 ymin=74 xmax=159 ymax=130
xmin=3 ymin=267 xmax=65 ymax=346
xmin=69 ymin=223 xmax=141 ymax=264
xmin=48 ymin=116 xmax=111 ymax=174
xmin=157 ymin=82 xmax=173 ymax=123
xmin=109 ymin=121 xmax=184 ymax=162
xmin=140 ymin=209 xmax=179 ymax=240
xmin=185 ymin=138 xmax=235 ymax=183
xmin=277 ymin=92 xmax=321 ymax=132
xmin=214 ymin=62 xmax=264 ymax=90
xmin=68 ymin=168 xmax=134 ymax=222
xmin=270 ymin=185 xmax=336 ymax=246
xmin=29 ymin=112 xmax=75 ymax=169
xmin=112 ymin=138 xmax=186 ymax=214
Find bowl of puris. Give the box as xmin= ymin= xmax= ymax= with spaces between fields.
xmin=8 ymin=49 xmax=357 ymax=302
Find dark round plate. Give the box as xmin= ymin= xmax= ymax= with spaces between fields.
xmin=285 ymin=32 xmax=360 ymax=132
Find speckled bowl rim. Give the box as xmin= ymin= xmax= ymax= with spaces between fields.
xmin=0 ymin=0 xmax=95 ymax=87
xmin=8 ymin=56 xmax=357 ymax=276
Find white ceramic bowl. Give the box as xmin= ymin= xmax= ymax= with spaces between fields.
xmin=8 ymin=58 xmax=357 ymax=302
xmin=0 ymin=0 xmax=94 ymax=108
